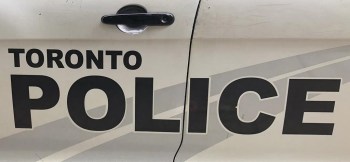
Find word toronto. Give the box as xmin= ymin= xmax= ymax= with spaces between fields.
xmin=8 ymin=48 xmax=142 ymax=70
xmin=9 ymin=48 xmax=341 ymax=135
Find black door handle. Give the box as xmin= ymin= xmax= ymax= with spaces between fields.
xmin=101 ymin=13 xmax=175 ymax=27
xmin=101 ymin=5 xmax=175 ymax=34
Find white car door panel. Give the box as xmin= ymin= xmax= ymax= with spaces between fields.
xmin=176 ymin=0 xmax=350 ymax=161
xmin=0 ymin=0 xmax=200 ymax=161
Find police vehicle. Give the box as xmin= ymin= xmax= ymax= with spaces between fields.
xmin=1 ymin=0 xmax=350 ymax=161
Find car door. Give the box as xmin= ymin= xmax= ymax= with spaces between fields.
xmin=0 ymin=0 xmax=199 ymax=161
xmin=176 ymin=0 xmax=350 ymax=161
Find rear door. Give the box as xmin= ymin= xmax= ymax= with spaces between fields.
xmin=177 ymin=0 xmax=350 ymax=161
xmin=0 ymin=0 xmax=199 ymax=161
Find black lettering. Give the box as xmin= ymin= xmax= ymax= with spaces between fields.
xmin=188 ymin=78 xmax=209 ymax=133
xmin=135 ymin=78 xmax=180 ymax=132
xmin=65 ymin=50 xmax=83 ymax=69
xmin=47 ymin=49 xmax=64 ymax=68
xmin=26 ymin=49 xmax=44 ymax=68
xmin=124 ymin=51 xmax=142 ymax=70
xmin=11 ymin=75 xmax=59 ymax=128
xmin=219 ymin=78 xmax=277 ymax=134
xmin=8 ymin=48 xmax=25 ymax=67
xmin=283 ymin=79 xmax=341 ymax=135
xmin=86 ymin=50 xmax=103 ymax=69
xmin=67 ymin=76 xmax=126 ymax=131
xmin=106 ymin=51 xmax=122 ymax=69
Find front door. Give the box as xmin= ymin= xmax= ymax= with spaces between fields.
xmin=0 ymin=0 xmax=200 ymax=161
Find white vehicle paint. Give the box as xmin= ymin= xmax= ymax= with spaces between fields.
xmin=0 ymin=0 xmax=199 ymax=161
xmin=1 ymin=0 xmax=350 ymax=161
xmin=177 ymin=0 xmax=350 ymax=161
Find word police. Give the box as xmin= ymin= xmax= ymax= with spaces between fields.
xmin=9 ymin=48 xmax=142 ymax=70
xmin=9 ymin=49 xmax=340 ymax=135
